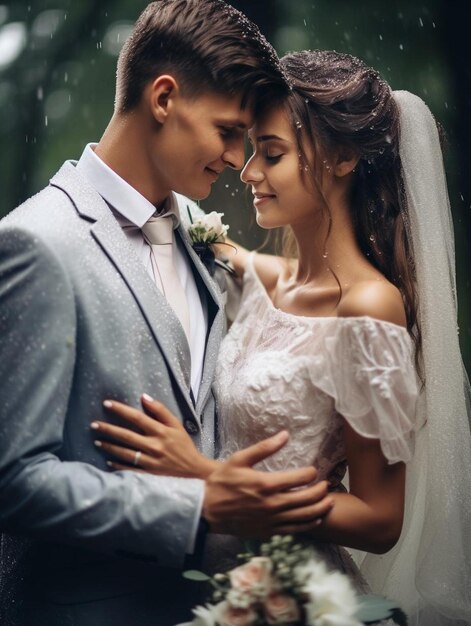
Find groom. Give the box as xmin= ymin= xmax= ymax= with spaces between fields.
xmin=0 ymin=2 xmax=328 ymax=625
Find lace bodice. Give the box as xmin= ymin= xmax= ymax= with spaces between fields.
xmin=214 ymin=254 xmax=419 ymax=485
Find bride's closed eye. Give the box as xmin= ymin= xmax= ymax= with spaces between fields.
xmin=264 ymin=152 xmax=283 ymax=163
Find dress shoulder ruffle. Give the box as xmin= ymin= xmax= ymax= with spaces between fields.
xmin=307 ymin=316 xmax=419 ymax=463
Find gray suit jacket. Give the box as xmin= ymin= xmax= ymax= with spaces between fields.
xmin=0 ymin=162 xmax=225 ymax=625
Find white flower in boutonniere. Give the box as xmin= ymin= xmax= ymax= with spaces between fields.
xmin=188 ymin=210 xmax=229 ymax=245
xmin=187 ymin=207 xmax=234 ymax=277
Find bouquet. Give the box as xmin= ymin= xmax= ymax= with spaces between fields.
xmin=179 ymin=535 xmax=406 ymax=626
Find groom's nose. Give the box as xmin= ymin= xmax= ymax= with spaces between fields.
xmin=222 ymin=138 xmax=245 ymax=171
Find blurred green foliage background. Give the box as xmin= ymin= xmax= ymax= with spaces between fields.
xmin=0 ymin=0 xmax=469 ymax=371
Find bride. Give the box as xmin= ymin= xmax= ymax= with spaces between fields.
xmin=92 ymin=50 xmax=471 ymax=625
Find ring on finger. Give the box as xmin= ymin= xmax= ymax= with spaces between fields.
xmin=133 ymin=450 xmax=142 ymax=466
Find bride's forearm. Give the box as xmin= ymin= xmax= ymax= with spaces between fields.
xmin=306 ymin=491 xmax=403 ymax=554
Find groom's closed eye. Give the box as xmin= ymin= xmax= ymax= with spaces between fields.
xmin=218 ymin=126 xmax=244 ymax=140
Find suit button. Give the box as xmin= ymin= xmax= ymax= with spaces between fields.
xmin=184 ymin=420 xmax=198 ymax=435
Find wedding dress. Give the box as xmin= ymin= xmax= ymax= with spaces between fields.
xmin=207 ymin=251 xmax=418 ymax=595
xmin=205 ymin=91 xmax=471 ymax=626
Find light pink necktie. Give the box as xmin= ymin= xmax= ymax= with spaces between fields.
xmin=141 ymin=216 xmax=191 ymax=342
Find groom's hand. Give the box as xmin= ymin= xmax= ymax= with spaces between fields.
xmin=202 ymin=431 xmax=334 ymax=538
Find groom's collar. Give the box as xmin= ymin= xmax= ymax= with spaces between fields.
xmin=76 ymin=143 xmax=181 ymax=228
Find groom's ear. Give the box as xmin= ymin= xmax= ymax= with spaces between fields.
xmin=148 ymin=75 xmax=179 ymax=124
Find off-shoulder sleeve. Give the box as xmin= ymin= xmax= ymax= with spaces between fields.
xmin=309 ymin=317 xmax=419 ymax=463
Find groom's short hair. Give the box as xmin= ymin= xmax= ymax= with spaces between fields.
xmin=115 ymin=0 xmax=288 ymax=114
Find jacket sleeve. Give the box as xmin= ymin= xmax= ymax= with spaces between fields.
xmin=0 ymin=226 xmax=204 ymax=568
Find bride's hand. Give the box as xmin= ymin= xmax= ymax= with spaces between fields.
xmin=91 ymin=394 xmax=218 ymax=479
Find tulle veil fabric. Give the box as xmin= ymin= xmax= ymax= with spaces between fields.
xmin=360 ymin=91 xmax=471 ymax=626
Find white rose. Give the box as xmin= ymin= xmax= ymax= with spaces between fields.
xmin=188 ymin=212 xmax=228 ymax=243
xmin=298 ymin=559 xmax=360 ymax=626
xmin=263 ymin=592 xmax=300 ymax=625
xmin=204 ymin=211 xmax=225 ymax=233
xmin=204 ymin=212 xmax=229 ymax=242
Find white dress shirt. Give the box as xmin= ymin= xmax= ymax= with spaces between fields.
xmin=76 ymin=143 xmax=208 ymax=399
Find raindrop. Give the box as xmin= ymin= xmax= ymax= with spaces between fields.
xmin=44 ymin=115 xmax=48 ymax=127
xmin=399 ymin=44 xmax=404 ymax=51
xmin=225 ymin=184 xmax=230 ymax=188
xmin=369 ymin=234 xmax=375 ymax=242
xmin=37 ymin=86 xmax=43 ymax=101
xmin=419 ymin=17 xmax=424 ymax=27
xmin=379 ymin=34 xmax=383 ymax=41
xmin=322 ymin=251 xmax=328 ymax=259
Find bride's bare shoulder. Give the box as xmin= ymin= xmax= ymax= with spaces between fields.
xmin=253 ymin=253 xmax=290 ymax=293
xmin=338 ymin=279 xmax=407 ymax=328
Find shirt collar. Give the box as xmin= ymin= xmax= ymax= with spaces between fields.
xmin=76 ymin=143 xmax=180 ymax=229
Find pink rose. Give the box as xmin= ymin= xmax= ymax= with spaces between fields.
xmin=263 ymin=592 xmax=301 ymax=625
xmin=218 ymin=602 xmax=257 ymax=626
xmin=229 ymin=557 xmax=273 ymax=597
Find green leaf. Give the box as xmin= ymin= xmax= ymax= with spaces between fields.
xmin=182 ymin=569 xmax=211 ymax=582
xmin=187 ymin=205 xmax=194 ymax=224
xmin=355 ymin=594 xmax=400 ymax=622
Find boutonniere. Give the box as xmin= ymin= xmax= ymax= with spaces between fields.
xmin=187 ymin=207 xmax=235 ymax=277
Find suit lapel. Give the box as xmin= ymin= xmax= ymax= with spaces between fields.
xmin=50 ymin=162 xmax=196 ymax=419
xmin=175 ymin=222 xmax=225 ymax=415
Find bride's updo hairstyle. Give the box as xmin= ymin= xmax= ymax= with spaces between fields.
xmin=280 ymin=50 xmax=421 ymax=375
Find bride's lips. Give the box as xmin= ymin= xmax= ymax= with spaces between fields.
xmin=253 ymin=192 xmax=276 ymax=208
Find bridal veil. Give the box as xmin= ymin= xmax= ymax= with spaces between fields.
xmin=360 ymin=90 xmax=471 ymax=626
